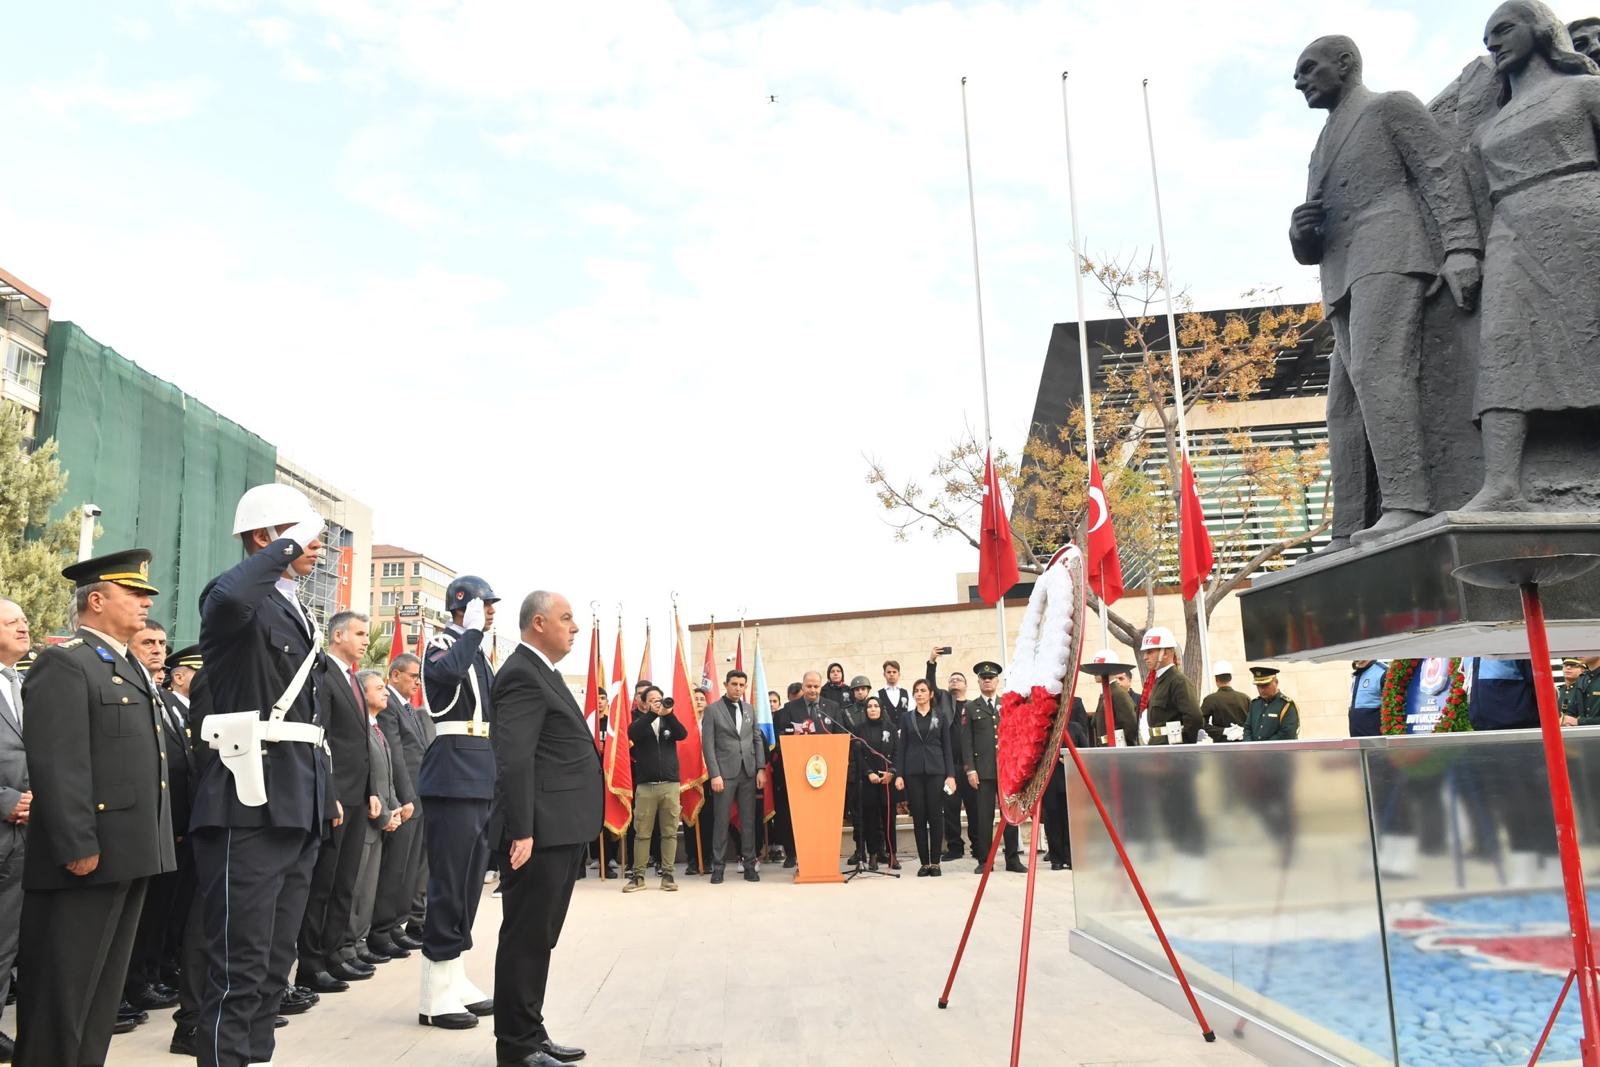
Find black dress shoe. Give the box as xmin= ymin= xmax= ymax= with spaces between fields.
xmin=116 ymin=1001 xmax=148 ymax=1025
xmin=113 ymin=1017 xmax=137 ymax=1036
xmin=328 ymin=960 xmax=374 ymax=982
xmin=743 ymin=864 xmax=760 ymax=883
xmin=941 ymin=847 xmax=963 ymax=862
xmin=275 ymin=1016 xmax=288 ymax=1029
xmin=357 ymin=947 xmax=390 ymax=965
xmin=301 ymin=969 xmax=350 ymax=993
xmin=496 ymin=1052 xmax=563 ymax=1066
xmin=169 ymin=1026 xmax=196 ymax=1055
xmin=293 ymin=984 xmax=321 ymax=1006
xmin=278 ymin=987 xmax=315 ymax=1015
xmin=126 ymin=981 xmax=180 ymax=1009
xmin=782 ymin=853 xmax=796 ymax=869
xmin=395 ymin=930 xmax=425 ymax=950
xmin=0 ymin=1030 xmax=14 ymax=1061
xmin=1050 ymin=860 xmax=1066 ymax=871
xmin=1005 ymin=857 xmax=1028 ymax=873
xmin=369 ymin=936 xmax=411 ymax=959
xmin=419 ymin=1009 xmax=478 ymax=1030
xmin=709 ymin=866 xmax=725 ymax=885
xmin=541 ymin=1038 xmax=587 ymax=1062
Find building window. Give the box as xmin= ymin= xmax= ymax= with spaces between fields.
xmin=379 ymin=620 xmax=394 ymax=637
xmin=411 ymin=591 xmax=421 ymax=604
xmin=381 ymin=562 xmax=404 ymax=578
xmin=412 ymin=561 xmax=421 ymax=577
xmin=380 ymin=591 xmax=398 ymax=607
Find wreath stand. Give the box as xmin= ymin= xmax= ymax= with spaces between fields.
xmin=935 ymin=549 xmax=1213 ymax=1064
xmin=1453 ymin=553 xmax=1600 ymax=1067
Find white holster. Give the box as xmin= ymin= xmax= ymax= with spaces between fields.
xmin=205 ymin=627 xmax=323 ymax=807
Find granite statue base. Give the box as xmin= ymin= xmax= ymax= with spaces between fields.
xmin=1240 ymin=511 xmax=1600 ymax=662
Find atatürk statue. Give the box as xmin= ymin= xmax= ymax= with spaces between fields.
xmin=1289 ymin=36 xmax=1483 ymax=553
xmin=1467 ymin=1 xmax=1600 ymax=509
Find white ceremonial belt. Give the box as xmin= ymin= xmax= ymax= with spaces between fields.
xmin=264 ymin=721 xmax=324 ymax=745
xmin=435 ymin=721 xmax=491 ymax=738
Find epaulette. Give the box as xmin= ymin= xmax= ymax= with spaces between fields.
xmin=428 ymin=633 xmax=455 ymax=650
xmin=60 ymin=638 xmax=82 ymax=649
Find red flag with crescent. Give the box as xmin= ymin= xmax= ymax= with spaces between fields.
xmin=1086 ymin=458 xmax=1125 ymax=606
xmin=1179 ymin=455 xmax=1214 ymax=602
xmin=978 ymin=449 xmax=1020 ymax=605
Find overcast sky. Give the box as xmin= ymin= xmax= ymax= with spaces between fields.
xmin=5 ymin=0 xmax=1496 ymax=673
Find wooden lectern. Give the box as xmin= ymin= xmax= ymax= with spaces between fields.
xmin=778 ymin=734 xmax=850 ymax=884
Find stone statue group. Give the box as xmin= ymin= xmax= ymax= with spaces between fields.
xmin=1290 ymin=1 xmax=1600 ymax=556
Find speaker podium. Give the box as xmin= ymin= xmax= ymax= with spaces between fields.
xmin=779 ymin=733 xmax=850 ymax=884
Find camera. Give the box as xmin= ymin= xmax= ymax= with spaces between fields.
xmin=937 ymin=646 xmax=953 ymax=655
xmin=661 ymin=697 xmax=675 ymax=711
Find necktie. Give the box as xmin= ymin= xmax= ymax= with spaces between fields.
xmin=732 ymin=702 xmax=742 ymax=734
xmin=372 ymin=721 xmax=388 ymax=749
xmin=348 ymin=664 xmax=365 ymax=712
xmin=1140 ymin=669 xmax=1157 ymax=713
xmin=0 ymin=667 xmax=19 ymax=730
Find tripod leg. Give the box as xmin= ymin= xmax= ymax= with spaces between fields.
xmin=1530 ymin=969 xmax=1577 ymax=1067
xmin=1062 ymin=736 xmax=1216 ymax=1041
xmin=938 ymin=824 xmax=1007 ymax=1007
xmin=1008 ymin=808 xmax=1044 ymax=1067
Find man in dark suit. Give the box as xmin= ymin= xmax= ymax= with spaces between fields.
xmin=17 ymin=549 xmax=177 ymax=1067
xmin=491 ymin=590 xmax=602 ymax=1067
xmin=0 ymin=598 xmax=31 ymax=1062
xmin=369 ymin=652 xmax=429 ymax=958
xmin=1290 ymin=34 xmax=1481 ymax=549
xmin=191 ymin=484 xmax=335 ymax=1067
xmin=701 ymin=669 xmax=767 ymax=884
xmin=296 ymin=610 xmax=375 ymax=989
xmin=347 ymin=670 xmax=406 ymax=966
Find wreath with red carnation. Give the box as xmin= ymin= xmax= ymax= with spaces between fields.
xmin=1379 ymin=658 xmax=1471 ymax=735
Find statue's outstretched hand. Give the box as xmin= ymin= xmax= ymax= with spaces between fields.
xmin=1439 ymin=250 xmax=1482 ymax=312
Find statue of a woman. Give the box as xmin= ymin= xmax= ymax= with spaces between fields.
xmin=1465 ymin=0 xmax=1600 ymax=510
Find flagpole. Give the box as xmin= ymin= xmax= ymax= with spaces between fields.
xmin=1062 ymin=71 xmax=1110 ymax=650
xmin=1141 ymin=77 xmax=1211 ymax=685
xmin=961 ymin=75 xmax=1008 ymax=658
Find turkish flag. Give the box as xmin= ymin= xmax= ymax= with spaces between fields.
xmin=673 ymin=615 xmax=708 ymax=828
xmin=601 ymin=630 xmax=633 ymax=836
xmin=1085 ymin=459 xmax=1125 ymax=606
xmin=978 ymin=450 xmax=1020 ymax=605
xmin=1178 ymin=456 xmax=1214 ymax=601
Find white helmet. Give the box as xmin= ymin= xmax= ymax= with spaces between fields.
xmin=1140 ymin=627 xmax=1178 ymax=651
xmin=232 ymin=483 xmax=318 ymax=535
xmin=1091 ymin=648 xmax=1117 ymax=664
xmin=1212 ymin=659 xmax=1234 ymax=677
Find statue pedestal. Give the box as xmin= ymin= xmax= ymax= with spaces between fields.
xmin=1239 ymin=511 xmax=1600 ymax=661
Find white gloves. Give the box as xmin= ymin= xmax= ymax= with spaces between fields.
xmin=462 ymin=597 xmax=486 ymax=633
xmin=284 ymin=514 xmax=324 ymax=553
xmin=1224 ymin=723 xmax=1246 ymax=742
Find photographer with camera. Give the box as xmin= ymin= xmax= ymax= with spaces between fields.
xmin=623 ymin=686 xmax=686 ymax=893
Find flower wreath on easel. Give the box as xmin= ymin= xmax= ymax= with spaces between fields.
xmin=996 ymin=544 xmax=1086 ymax=825
xmin=1379 ymin=658 xmax=1471 ymax=735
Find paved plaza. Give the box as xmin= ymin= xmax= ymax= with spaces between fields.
xmin=87 ymin=852 xmax=1262 ymax=1066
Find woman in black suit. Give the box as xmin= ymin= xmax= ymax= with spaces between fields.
xmin=854 ymin=697 xmax=898 ymax=870
xmin=894 ymin=680 xmax=956 ymax=876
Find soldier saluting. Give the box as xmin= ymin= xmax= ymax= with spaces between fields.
xmin=1245 ymin=667 xmax=1301 ymax=742
xmin=17 ymin=549 xmax=176 ymax=1067
xmin=1140 ymin=628 xmax=1201 ymax=745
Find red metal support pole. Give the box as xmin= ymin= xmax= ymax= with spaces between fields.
xmin=938 ymin=825 xmax=1007 ymax=1008
xmin=1530 ymin=970 xmax=1578 ymax=1067
xmin=1061 ymin=731 xmax=1215 ymax=1040
xmin=1521 ymin=582 xmax=1600 ymax=1067
xmin=1009 ymin=809 xmax=1045 ymax=1067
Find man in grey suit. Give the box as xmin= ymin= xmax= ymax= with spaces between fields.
xmin=370 ymin=652 xmax=430 ymax=958
xmin=347 ymin=670 xmax=405 ymax=968
xmin=0 ymin=599 xmax=31 ymax=1060
xmin=1290 ymin=35 xmax=1482 ymax=550
xmin=701 ymin=669 xmax=767 ymax=884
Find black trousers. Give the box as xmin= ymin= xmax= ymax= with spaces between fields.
xmin=493 ymin=843 xmax=583 ymax=1062
xmin=371 ymin=811 xmax=424 ymax=939
xmin=297 ymin=805 xmax=365 ymax=974
xmin=420 ymin=796 xmax=491 ymax=961
xmin=16 ymin=877 xmax=147 ymax=1067
xmin=970 ymin=779 xmax=1020 ymax=862
xmin=173 ymin=877 xmax=206 ymax=1032
xmin=859 ymin=774 xmax=893 ymax=856
xmin=192 ymin=827 xmax=318 ymax=1067
xmin=943 ymin=784 xmax=967 ymax=855
xmin=1041 ymin=762 xmax=1070 ymax=865
xmin=905 ymin=773 xmax=945 ymax=866
xmin=127 ymin=840 xmax=193 ymax=990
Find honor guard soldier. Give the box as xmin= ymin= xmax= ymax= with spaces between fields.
xmin=16 ymin=549 xmax=177 ymax=1067
xmin=417 ymin=575 xmax=499 ymax=1030
xmin=1200 ymin=660 xmax=1251 ymax=742
xmin=190 ymin=485 xmax=333 ymax=1067
xmin=957 ymin=662 xmax=1026 ymax=874
xmin=1139 ymin=628 xmax=1201 ymax=745
xmin=1245 ymin=667 xmax=1301 ymax=741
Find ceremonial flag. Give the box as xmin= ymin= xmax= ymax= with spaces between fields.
xmin=978 ymin=449 xmax=1020 ymax=605
xmin=601 ymin=627 xmax=633 ymax=836
xmin=582 ymin=620 xmax=604 ymax=745
xmin=638 ymin=621 xmax=653 ymax=687
xmin=751 ymin=632 xmax=776 ymax=821
xmin=1085 ymin=458 xmax=1126 ymax=606
xmin=672 ymin=612 xmax=707 ymax=826
xmin=411 ymin=623 xmax=427 ymax=708
xmin=700 ymin=619 xmax=721 ymax=702
xmin=1178 ymin=456 xmax=1214 ymax=601
xmin=387 ymin=604 xmax=409 ymax=669
xmin=734 ymin=626 xmax=745 ymax=674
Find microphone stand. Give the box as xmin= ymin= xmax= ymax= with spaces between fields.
xmin=812 ymin=706 xmax=901 ymax=881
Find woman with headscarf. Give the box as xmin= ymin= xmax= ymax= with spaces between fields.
xmin=894 ymin=680 xmax=956 ymax=876
xmin=854 ymin=696 xmax=898 ymax=870
xmin=821 ymin=662 xmax=850 ymax=708
xmin=1466 ymin=0 xmax=1600 ymax=510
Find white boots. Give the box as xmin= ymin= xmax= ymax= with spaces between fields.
xmin=418 ymin=956 xmax=479 ymax=1029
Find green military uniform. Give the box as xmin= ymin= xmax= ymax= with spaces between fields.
xmin=1201 ymin=686 xmax=1250 ymax=742
xmin=1146 ymin=666 xmax=1202 ymax=745
xmin=1245 ymin=666 xmax=1300 ymax=741
xmin=1576 ymin=663 xmax=1600 ymax=726
xmin=1091 ymin=682 xmax=1139 ymax=747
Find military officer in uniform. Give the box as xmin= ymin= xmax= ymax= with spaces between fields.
xmin=190 ymin=484 xmax=334 ymax=1067
xmin=1200 ymin=660 xmax=1251 ymax=742
xmin=955 ymin=662 xmax=1025 ymax=874
xmin=1140 ymin=628 xmax=1202 ymax=746
xmin=417 ymin=575 xmax=499 ymax=1030
xmin=1245 ymin=667 xmax=1301 ymax=741
xmin=17 ymin=549 xmax=177 ymax=1067
xmin=1561 ymin=658 xmax=1588 ymax=725
xmin=1087 ymin=654 xmax=1139 ymax=748
xmin=1575 ymin=657 xmax=1600 ymax=727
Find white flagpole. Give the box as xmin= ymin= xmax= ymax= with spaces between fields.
xmin=1140 ymin=78 xmax=1212 ymax=687
xmin=1062 ymin=71 xmax=1111 ymax=651
xmin=960 ymin=75 xmax=1008 ymax=658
